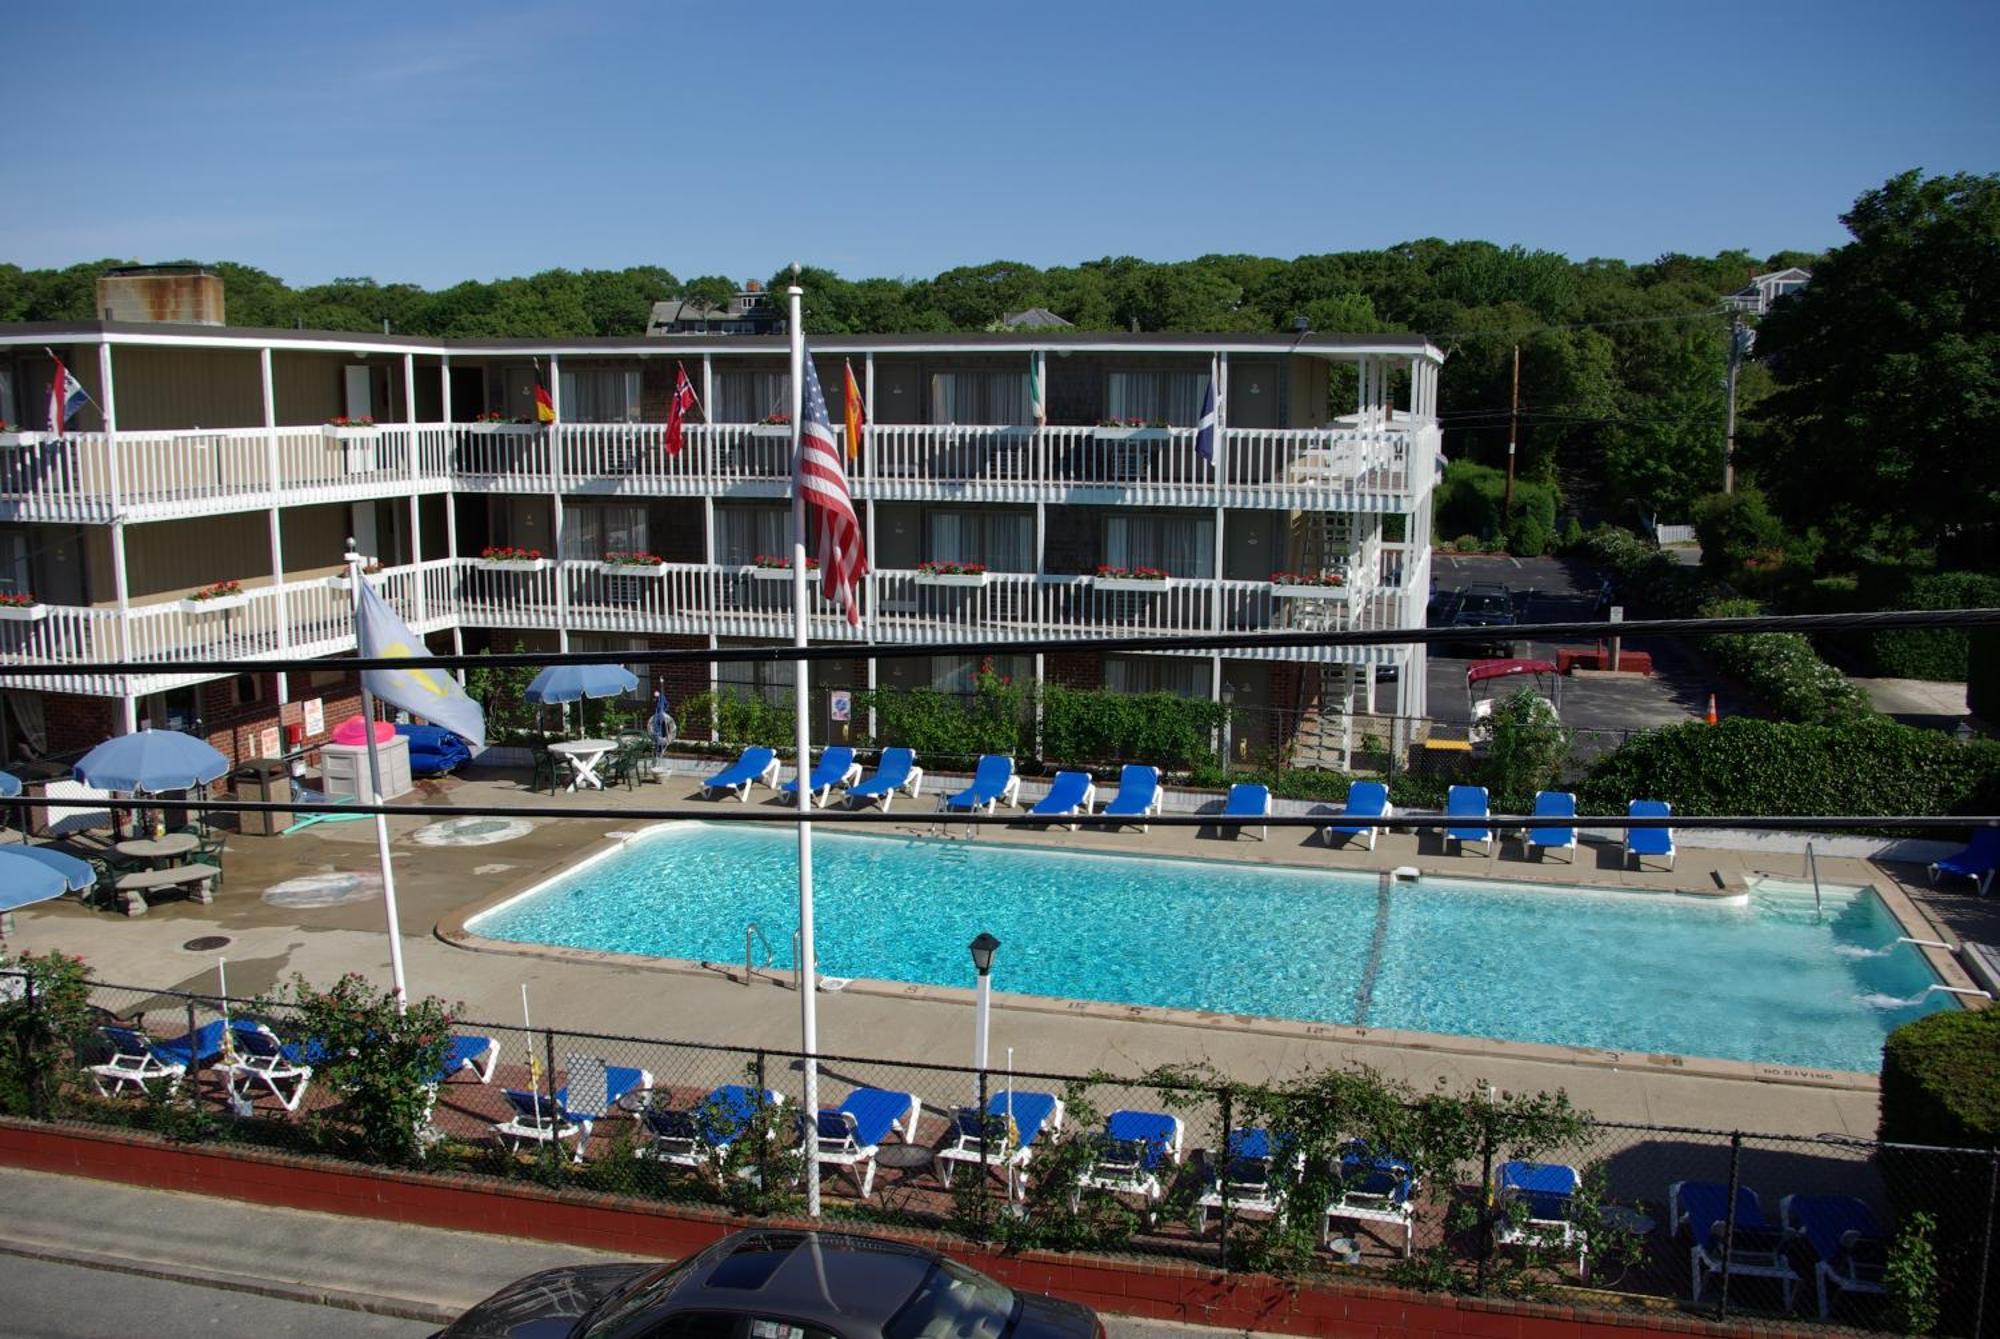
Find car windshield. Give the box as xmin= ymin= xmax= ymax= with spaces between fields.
xmin=579 ymin=1257 xmax=701 ymax=1337
xmin=883 ymin=1258 xmax=1018 ymax=1339
xmin=1456 ymin=592 xmax=1511 ymax=616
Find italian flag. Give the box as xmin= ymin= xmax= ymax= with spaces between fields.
xmin=1028 ymin=355 xmax=1045 ymax=426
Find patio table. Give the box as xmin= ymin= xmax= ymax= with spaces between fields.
xmin=115 ymin=833 xmax=199 ymax=867
xmin=549 ymin=738 xmax=618 ymax=792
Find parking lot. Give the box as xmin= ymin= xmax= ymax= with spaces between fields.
xmin=1425 ymin=552 xmax=1721 ymax=741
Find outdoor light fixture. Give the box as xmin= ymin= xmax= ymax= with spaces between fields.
xmin=970 ymin=931 xmax=1000 ymax=1081
xmin=969 ymin=931 xmax=1000 ymax=975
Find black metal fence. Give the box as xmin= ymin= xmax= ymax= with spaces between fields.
xmin=7 ymin=970 xmax=1994 ymax=1334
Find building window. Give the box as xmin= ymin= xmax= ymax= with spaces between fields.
xmin=309 ymin=668 xmax=348 ymax=690
xmin=1105 ymin=656 xmax=1205 ymax=698
xmin=926 ymin=510 xmax=1033 ymax=571
xmin=569 ymin=635 xmax=651 ymax=701
xmin=230 ymin=674 xmax=263 ymax=708
xmin=928 ymin=654 xmax=1028 ymax=696
xmin=1105 ymin=513 xmax=1215 ymax=578
xmin=557 ymin=367 xmax=642 ymax=423
xmin=145 ymin=686 xmax=202 ymax=733
xmin=715 ymin=506 xmax=790 ymax=565
xmin=929 ymin=371 xmax=1028 ymax=425
xmin=717 ymin=371 xmax=791 ymax=423
xmin=1106 ymin=371 xmax=1211 ymax=425
xmin=563 ymin=504 xmax=650 ymax=562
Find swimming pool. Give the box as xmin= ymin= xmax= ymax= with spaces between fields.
xmin=469 ymin=823 xmax=1951 ymax=1073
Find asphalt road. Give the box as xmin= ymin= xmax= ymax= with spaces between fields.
xmin=0 ymin=1255 xmax=437 ymax=1338
xmin=1425 ymin=552 xmax=1715 ymax=744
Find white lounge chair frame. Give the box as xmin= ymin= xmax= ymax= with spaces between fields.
xmin=88 ymin=1027 xmax=185 ymax=1098
xmin=703 ymin=752 xmax=780 ymax=802
xmin=935 ymin=1096 xmax=1065 ymax=1199
xmin=803 ymin=1090 xmax=918 ymax=1200
xmin=493 ymin=1091 xmax=590 ymax=1160
xmin=846 ymin=754 xmax=924 ymax=812
xmin=1669 ymin=1180 xmax=1799 ymax=1311
xmin=222 ymin=1026 xmax=314 ymax=1113
xmin=1780 ymin=1193 xmax=1886 ymax=1319
xmin=1073 ymin=1113 xmax=1184 ymax=1210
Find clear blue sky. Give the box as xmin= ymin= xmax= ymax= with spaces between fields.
xmin=10 ymin=1 xmax=1995 ymax=288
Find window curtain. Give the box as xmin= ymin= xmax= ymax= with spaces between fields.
xmin=556 ymin=368 xmax=641 ymax=423
xmin=715 ymin=507 xmax=790 ymax=565
xmin=927 ymin=510 xmax=1032 ymax=570
xmin=1105 ymin=371 xmax=1211 ymax=425
xmin=1104 ymin=657 xmax=1204 ymax=697
xmin=929 ymin=654 xmax=1028 ymax=694
xmin=563 ymin=505 xmax=649 ymax=561
xmin=718 ymin=371 xmax=791 ymax=423
xmin=1104 ymin=514 xmax=1214 ymax=578
xmin=929 ymin=372 xmax=1029 ymax=425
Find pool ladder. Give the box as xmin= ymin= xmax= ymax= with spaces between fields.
xmin=744 ymin=922 xmax=776 ymax=988
xmin=1805 ymin=841 xmax=1822 ymax=918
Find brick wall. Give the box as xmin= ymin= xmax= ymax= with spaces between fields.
xmin=1044 ymin=652 xmax=1103 ymax=691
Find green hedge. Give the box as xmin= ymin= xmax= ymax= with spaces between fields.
xmin=1881 ymin=1009 xmax=2000 ymax=1148
xmin=1861 ymin=570 xmax=2000 ymax=681
xmin=1039 ymin=686 xmax=1226 ymax=769
xmin=853 ymin=685 xmax=1025 ymax=765
xmin=1433 ymin=461 xmax=1559 ymax=557
xmin=679 ymin=690 xmax=796 ymax=748
xmin=1579 ymin=716 xmax=2000 ymax=820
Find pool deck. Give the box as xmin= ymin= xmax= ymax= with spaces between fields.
xmin=8 ymin=765 xmax=1989 ymax=1142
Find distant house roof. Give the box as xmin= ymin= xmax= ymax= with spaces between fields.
xmin=1725 ymin=267 xmax=1813 ymax=314
xmin=646 ymin=296 xmax=785 ymax=337
xmin=1000 ymin=307 xmax=1072 ymax=329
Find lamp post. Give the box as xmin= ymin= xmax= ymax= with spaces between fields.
xmin=970 ymin=932 xmax=1000 ymax=1078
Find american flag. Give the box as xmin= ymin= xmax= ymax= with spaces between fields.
xmin=798 ymin=348 xmax=865 ymax=625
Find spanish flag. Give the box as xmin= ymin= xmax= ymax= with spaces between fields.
xmin=842 ymin=360 xmax=865 ymax=463
xmin=534 ymin=383 xmax=556 ymax=424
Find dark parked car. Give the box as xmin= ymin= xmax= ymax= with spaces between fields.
xmin=1440 ymin=582 xmax=1521 ymax=658
xmin=435 ymin=1229 xmax=1102 ymax=1339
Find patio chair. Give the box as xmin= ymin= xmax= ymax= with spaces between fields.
xmin=1929 ymin=827 xmax=2000 ymax=896
xmin=493 ymin=1088 xmax=591 ymax=1160
xmin=940 ymin=755 xmax=1019 ymax=816
xmin=801 ymin=1088 xmax=919 ymax=1199
xmin=701 ymin=746 xmax=780 ymax=802
xmin=1669 ymin=1179 xmax=1798 ymax=1309
xmin=780 ymin=746 xmax=863 ymax=808
xmin=434 ymin=1034 xmax=500 ymax=1085
xmin=1222 ymin=782 xmax=1271 ymax=841
xmin=1196 ymin=1128 xmax=1292 ymax=1234
xmin=1445 ymin=785 xmax=1494 ymax=856
xmin=615 ymin=732 xmax=659 ymax=784
xmin=1073 ymin=1109 xmax=1185 ymax=1210
xmin=1097 ymin=764 xmax=1163 ymax=833
xmin=935 ymin=1090 xmax=1064 ymax=1193
xmin=87 ymin=1025 xmax=188 ymax=1097
xmin=1781 ymin=1194 xmax=1886 ymax=1319
xmin=1325 ymin=780 xmax=1392 ymax=851
xmin=1025 ymin=770 xmax=1095 ymax=830
xmin=1492 ymin=1160 xmax=1589 ymax=1277
xmin=222 ymin=1025 xmax=315 ymax=1113
xmin=1624 ymin=799 xmax=1677 ymax=872
xmin=634 ymin=1084 xmax=786 ymax=1172
xmin=528 ymin=743 xmax=562 ymax=796
xmin=1325 ymin=1141 xmax=1420 ymax=1257
xmin=191 ymin=829 xmax=229 ymax=886
xmin=1523 ymin=791 xmax=1578 ymax=864
xmin=845 ymin=747 xmax=924 ymax=812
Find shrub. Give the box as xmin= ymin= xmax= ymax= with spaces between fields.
xmin=680 ymin=689 xmax=796 ymax=748
xmin=268 ymin=973 xmax=457 ymax=1166
xmin=1481 ymin=689 xmax=1572 ymax=813
xmin=1433 ymin=461 xmax=1558 ymax=556
xmin=1880 ymin=1008 xmax=2000 ymax=1149
xmin=1699 ymin=596 xmax=1874 ymax=722
xmin=1691 ymin=487 xmax=1788 ymax=584
xmin=1579 ymin=717 xmax=2000 ymax=822
xmin=1039 ymin=686 xmax=1227 ymax=768
xmin=0 ymin=950 xmax=93 ymax=1118
xmin=1862 ymin=570 xmax=2000 ymax=681
xmin=855 ymin=660 xmax=1025 ymax=764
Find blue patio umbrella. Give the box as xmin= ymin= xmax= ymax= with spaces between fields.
xmin=0 ymin=847 xmax=76 ymax=915
xmin=73 ymin=729 xmax=229 ymax=793
xmin=1 ymin=845 xmax=94 ymax=894
xmin=0 ymin=771 xmax=20 ymax=799
xmin=523 ymin=664 xmax=641 ymax=704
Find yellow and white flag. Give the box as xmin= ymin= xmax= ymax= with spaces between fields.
xmin=353 ymin=581 xmax=485 ymax=746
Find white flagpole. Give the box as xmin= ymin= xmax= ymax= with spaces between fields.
xmin=787 ymin=269 xmax=821 ymax=1218
xmin=347 ymin=538 xmax=410 ymax=1013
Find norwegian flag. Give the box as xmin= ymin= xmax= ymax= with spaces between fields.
xmin=797 ymin=347 xmax=865 ymax=626
xmin=664 ymin=362 xmax=699 ymax=455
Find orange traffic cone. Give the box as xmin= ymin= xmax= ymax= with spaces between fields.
xmin=1706 ymin=693 xmax=1719 ymax=725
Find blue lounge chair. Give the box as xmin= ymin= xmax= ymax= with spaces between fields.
xmin=935 ymin=1090 xmax=1064 ymax=1190
xmin=702 ymin=746 xmax=779 ymax=802
xmin=1325 ymin=780 xmax=1392 ymax=851
xmin=1625 ymin=799 xmax=1676 ymax=871
xmin=1524 ymin=790 xmax=1578 ymax=863
xmin=1076 ymin=1109 xmax=1185 ymax=1206
xmin=1669 ymin=1179 xmax=1798 ymax=1308
xmin=805 ymin=1088 xmax=919 ymax=1199
xmin=222 ymin=1025 xmax=315 ymax=1113
xmin=1493 ymin=1160 xmax=1588 ymax=1276
xmin=1325 ymin=1141 xmax=1420 ymax=1257
xmin=845 ymin=747 xmax=924 ymax=812
xmin=941 ymin=755 xmax=1019 ymax=815
xmin=493 ymin=1089 xmax=591 ymax=1159
xmin=1781 ymin=1194 xmax=1886 ymax=1318
xmin=1026 ymin=770 xmax=1096 ymax=830
xmin=1097 ymin=764 xmax=1162 ymax=832
xmin=1222 ymin=782 xmax=1271 ymax=841
xmin=635 ymin=1084 xmax=786 ymax=1171
xmin=433 ymin=1034 xmax=499 ymax=1086
xmin=1445 ymin=784 xmax=1494 ymax=856
xmin=1197 ymin=1128 xmax=1293 ymax=1233
xmin=1929 ymin=827 xmax=2000 ymax=896
xmin=780 ymin=746 xmax=862 ymax=808
xmin=88 ymin=1025 xmax=189 ymax=1097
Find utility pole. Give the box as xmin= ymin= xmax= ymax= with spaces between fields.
xmin=1723 ymin=309 xmax=1743 ymax=494
xmin=1503 ymin=344 xmax=1520 ymax=513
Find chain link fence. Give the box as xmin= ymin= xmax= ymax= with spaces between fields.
xmin=5 ymin=970 xmax=1992 ymax=1332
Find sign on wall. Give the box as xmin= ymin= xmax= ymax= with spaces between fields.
xmin=302 ymin=697 xmax=325 ymax=737
xmin=258 ymin=726 xmax=281 ymax=759
xmin=829 ymin=690 xmax=852 ymax=723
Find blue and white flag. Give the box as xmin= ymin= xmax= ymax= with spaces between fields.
xmin=1193 ymin=375 xmax=1217 ymax=465
xmin=353 ymin=579 xmax=485 ymax=746
xmin=47 ymin=357 xmax=87 ymax=434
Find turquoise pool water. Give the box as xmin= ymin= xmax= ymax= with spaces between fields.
xmin=470 ymin=824 xmax=1952 ymax=1072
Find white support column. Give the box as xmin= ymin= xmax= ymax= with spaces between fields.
xmin=98 ymin=342 xmax=137 ymax=734
xmin=706 ymin=633 xmax=720 ymax=742
xmin=258 ymin=347 xmax=291 ymax=707
xmin=700 ymin=354 xmax=714 ymax=469
xmin=442 ymin=358 xmax=463 ymax=682
xmin=863 ymin=351 xmax=875 ymax=484
xmin=1210 ymin=351 xmax=1227 ymax=645
xmin=547 ymin=354 xmax=568 ymax=653
xmin=403 ymin=353 xmax=426 ymax=624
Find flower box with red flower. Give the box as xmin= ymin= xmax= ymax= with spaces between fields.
xmin=915 ymin=560 xmax=990 ymax=588
xmin=598 ymin=551 xmax=669 ymax=577
xmin=748 ymin=553 xmax=817 ymax=580
xmin=179 ymin=579 xmax=248 ymax=614
xmin=324 ymin=416 xmax=382 ymax=473
xmin=1270 ymin=570 xmax=1351 ymax=600
xmin=476 ymin=546 xmax=548 ymax=573
xmin=0 ymin=592 xmax=48 ymax=622
xmin=746 ymin=413 xmax=793 ymax=441
xmin=0 ymin=428 xmax=42 ymax=449
xmin=1093 ymin=565 xmax=1172 ymax=593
